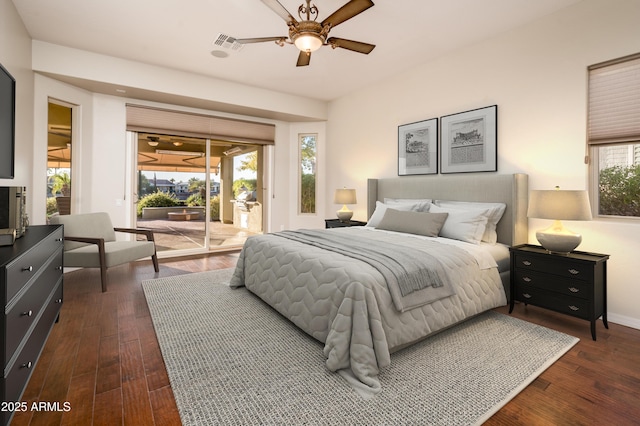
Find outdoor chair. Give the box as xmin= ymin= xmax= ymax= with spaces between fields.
xmin=49 ymin=212 xmax=159 ymax=292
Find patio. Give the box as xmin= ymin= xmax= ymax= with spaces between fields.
xmin=137 ymin=218 xmax=258 ymax=253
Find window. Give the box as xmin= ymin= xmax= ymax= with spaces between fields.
xmin=588 ymin=53 xmax=640 ymax=218
xmin=299 ymin=133 xmax=317 ymax=214
xmin=47 ymin=101 xmax=73 ymax=216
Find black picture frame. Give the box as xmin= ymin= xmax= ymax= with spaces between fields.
xmin=398 ymin=117 xmax=438 ymax=176
xmin=440 ymin=105 xmax=497 ymax=174
xmin=0 ymin=63 xmax=16 ymax=179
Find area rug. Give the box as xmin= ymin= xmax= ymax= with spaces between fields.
xmin=142 ymin=269 xmax=579 ymax=426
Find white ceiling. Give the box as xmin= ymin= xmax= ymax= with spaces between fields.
xmin=13 ymin=0 xmax=582 ymax=102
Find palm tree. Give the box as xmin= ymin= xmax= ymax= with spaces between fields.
xmin=51 ymin=171 xmax=71 ymax=196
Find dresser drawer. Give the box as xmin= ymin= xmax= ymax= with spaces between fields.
xmin=516 ymin=285 xmax=589 ymax=320
xmin=5 ymin=228 xmax=63 ymax=303
xmin=4 ymin=281 xmax=63 ymax=402
xmin=514 ymin=269 xmax=590 ymax=300
xmin=513 ymin=253 xmax=591 ymax=280
xmin=5 ymin=250 xmax=63 ymax=363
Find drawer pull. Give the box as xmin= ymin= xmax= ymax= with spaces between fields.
xmin=522 ymin=276 xmax=532 ymax=283
xmin=56 ymin=238 xmax=63 ymax=242
xmin=522 ymin=260 xmax=532 ymax=266
xmin=568 ymin=269 xmax=580 ymax=275
xmin=21 ymin=361 xmax=33 ymax=369
xmin=56 ymin=266 xmax=63 ymax=271
xmin=56 ymin=298 xmax=63 ymax=304
xmin=22 ymin=266 xmax=34 ymax=272
xmin=523 ymin=293 xmax=532 ymax=299
xmin=568 ymin=287 xmax=580 ymax=293
xmin=569 ymin=305 xmax=580 ymax=311
xmin=21 ymin=310 xmax=33 ymax=317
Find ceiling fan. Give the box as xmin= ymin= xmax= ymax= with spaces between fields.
xmin=237 ymin=0 xmax=375 ymax=67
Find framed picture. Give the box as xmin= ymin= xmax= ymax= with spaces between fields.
xmin=398 ymin=118 xmax=438 ymax=176
xmin=440 ymin=105 xmax=497 ymax=174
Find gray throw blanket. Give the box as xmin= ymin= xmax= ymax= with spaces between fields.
xmin=274 ymin=229 xmax=455 ymax=311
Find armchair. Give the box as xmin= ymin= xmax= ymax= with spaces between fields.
xmin=49 ymin=212 xmax=159 ymax=292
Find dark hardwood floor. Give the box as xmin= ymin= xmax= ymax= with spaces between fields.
xmin=11 ymin=253 xmax=640 ymax=425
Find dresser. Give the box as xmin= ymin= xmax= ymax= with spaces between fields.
xmin=509 ymin=244 xmax=609 ymax=341
xmin=1 ymin=225 xmax=63 ymax=425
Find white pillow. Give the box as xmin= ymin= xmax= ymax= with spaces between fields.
xmin=429 ymin=204 xmax=490 ymax=244
xmin=384 ymin=198 xmax=432 ymax=211
xmin=434 ymin=200 xmax=506 ymax=244
xmin=366 ymin=201 xmax=429 ymax=227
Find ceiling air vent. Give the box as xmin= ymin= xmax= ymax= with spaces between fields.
xmin=213 ymin=33 xmax=244 ymax=52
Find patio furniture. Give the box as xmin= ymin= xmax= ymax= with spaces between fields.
xmin=49 ymin=212 xmax=159 ymax=292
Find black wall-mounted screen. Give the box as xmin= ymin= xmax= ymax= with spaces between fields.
xmin=0 ymin=63 xmax=16 ymax=179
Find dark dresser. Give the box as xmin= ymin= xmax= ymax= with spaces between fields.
xmin=1 ymin=225 xmax=63 ymax=425
xmin=509 ymin=244 xmax=609 ymax=341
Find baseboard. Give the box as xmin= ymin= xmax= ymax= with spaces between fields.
xmin=608 ymin=312 xmax=640 ymax=331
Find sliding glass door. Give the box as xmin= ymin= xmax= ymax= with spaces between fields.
xmin=132 ymin=131 xmax=262 ymax=257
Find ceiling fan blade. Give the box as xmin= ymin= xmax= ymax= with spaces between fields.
xmin=261 ymin=0 xmax=298 ymax=24
xmin=321 ymin=0 xmax=374 ymax=28
xmin=236 ymin=36 xmax=287 ymax=44
xmin=296 ymin=51 xmax=311 ymax=67
xmin=327 ymin=37 xmax=375 ymax=54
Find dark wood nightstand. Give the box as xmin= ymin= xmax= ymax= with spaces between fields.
xmin=509 ymin=244 xmax=609 ymax=341
xmin=325 ymin=219 xmax=367 ymax=229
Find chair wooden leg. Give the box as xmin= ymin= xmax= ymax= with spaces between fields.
xmin=100 ymin=264 xmax=108 ymax=292
xmin=97 ymin=240 xmax=107 ymax=292
xmin=152 ymin=254 xmax=159 ymax=273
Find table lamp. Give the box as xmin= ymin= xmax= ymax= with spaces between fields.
xmin=527 ymin=186 xmax=592 ymax=254
xmin=334 ymin=188 xmax=357 ymax=222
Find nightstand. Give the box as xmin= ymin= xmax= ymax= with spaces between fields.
xmin=325 ymin=219 xmax=367 ymax=229
xmin=509 ymin=244 xmax=609 ymax=341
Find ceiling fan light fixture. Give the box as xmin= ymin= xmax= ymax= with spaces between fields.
xmin=293 ymin=32 xmax=323 ymax=53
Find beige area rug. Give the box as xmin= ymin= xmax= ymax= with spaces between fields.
xmin=142 ymin=268 xmax=579 ymax=426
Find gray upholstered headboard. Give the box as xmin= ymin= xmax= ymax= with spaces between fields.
xmin=367 ymin=173 xmax=528 ymax=246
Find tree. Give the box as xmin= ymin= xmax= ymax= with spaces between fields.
xmin=599 ymin=164 xmax=640 ymax=216
xmin=300 ymin=136 xmax=316 ymax=175
xmin=138 ymin=173 xmax=153 ymax=196
xmin=300 ymin=136 xmax=316 ymax=213
xmin=237 ymin=151 xmax=258 ymax=172
xmin=51 ymin=171 xmax=71 ymax=196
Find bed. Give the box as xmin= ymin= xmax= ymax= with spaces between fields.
xmin=230 ymin=173 xmax=528 ymax=396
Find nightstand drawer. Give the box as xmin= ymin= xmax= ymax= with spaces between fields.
xmin=516 ymin=285 xmax=589 ymax=320
xmin=514 ymin=269 xmax=590 ymax=299
xmin=513 ymin=253 xmax=590 ymax=280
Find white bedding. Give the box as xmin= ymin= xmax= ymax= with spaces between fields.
xmin=230 ymin=227 xmax=507 ymax=396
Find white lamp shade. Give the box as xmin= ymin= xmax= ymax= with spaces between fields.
xmin=333 ymin=189 xmax=357 ymax=205
xmin=527 ymin=190 xmax=592 ymax=221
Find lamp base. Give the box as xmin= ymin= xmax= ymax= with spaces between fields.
xmin=336 ymin=209 xmax=353 ymax=223
xmin=536 ymin=220 xmax=582 ymax=254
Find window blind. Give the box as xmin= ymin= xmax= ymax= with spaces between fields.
xmin=588 ymin=53 xmax=640 ymax=145
xmin=126 ymin=105 xmax=275 ymax=145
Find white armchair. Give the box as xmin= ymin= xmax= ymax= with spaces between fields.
xmin=49 ymin=212 xmax=159 ymax=292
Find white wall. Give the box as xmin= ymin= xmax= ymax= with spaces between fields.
xmin=0 ymin=0 xmax=33 ymax=202
xmin=326 ymin=0 xmax=640 ymax=328
xmin=32 ymin=41 xmax=328 ymax=123
xmin=31 ymin=76 xmax=304 ymax=233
